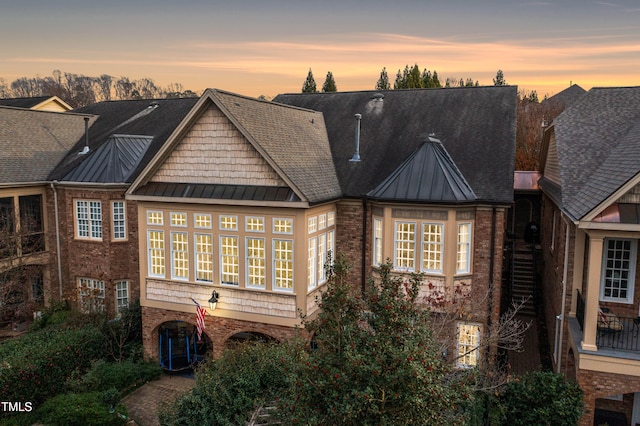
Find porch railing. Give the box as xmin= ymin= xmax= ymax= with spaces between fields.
xmin=576 ymin=289 xmax=640 ymax=352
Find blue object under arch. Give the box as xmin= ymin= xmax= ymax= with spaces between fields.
xmin=158 ymin=321 xmax=207 ymax=372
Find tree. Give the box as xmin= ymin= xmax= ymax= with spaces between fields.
xmin=375 ymin=67 xmax=390 ymax=90
xmin=322 ymin=71 xmax=337 ymax=92
xmin=302 ymin=68 xmax=318 ymax=93
xmin=277 ymin=257 xmax=471 ymax=425
xmin=493 ymin=69 xmax=507 ymax=86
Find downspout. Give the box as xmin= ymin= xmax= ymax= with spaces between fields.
xmin=557 ymin=216 xmax=570 ymax=374
xmin=50 ymin=181 xmax=63 ymax=299
xmin=487 ymin=207 xmax=497 ymax=364
xmin=361 ymin=196 xmax=368 ymax=294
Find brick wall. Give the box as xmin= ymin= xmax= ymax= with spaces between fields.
xmin=142 ymin=306 xmax=308 ymax=359
xmin=335 ymin=201 xmax=368 ymax=292
xmin=47 ymin=186 xmax=140 ymax=316
xmin=576 ymin=369 xmax=640 ymax=426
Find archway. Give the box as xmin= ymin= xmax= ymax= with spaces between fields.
xmin=158 ymin=320 xmax=210 ymax=372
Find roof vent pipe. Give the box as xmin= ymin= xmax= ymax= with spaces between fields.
xmin=349 ymin=113 xmax=362 ymax=162
xmin=79 ymin=117 xmax=90 ymax=155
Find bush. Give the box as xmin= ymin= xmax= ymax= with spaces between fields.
xmin=160 ymin=341 xmax=301 ymax=426
xmin=0 ymin=324 xmax=105 ymax=406
xmin=497 ymin=371 xmax=584 ymax=426
xmin=69 ymin=359 xmax=162 ymax=393
xmin=28 ymin=391 xmax=127 ymax=426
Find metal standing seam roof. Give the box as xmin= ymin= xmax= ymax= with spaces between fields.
xmin=135 ymin=181 xmax=300 ymax=202
xmin=367 ymin=136 xmax=476 ymax=203
xmin=62 ymin=135 xmax=153 ymax=183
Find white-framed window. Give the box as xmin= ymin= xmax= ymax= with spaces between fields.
xmin=308 ymin=237 xmax=317 ymax=289
xmin=148 ymin=230 xmax=165 ymax=277
xmin=78 ymin=278 xmax=105 ymax=313
xmin=318 ymin=214 xmax=327 ymax=230
xmin=327 ymin=230 xmax=334 ymax=263
xmin=456 ymin=223 xmax=472 ymax=274
xmin=274 ymin=239 xmax=293 ymax=291
xmin=170 ymin=212 xmax=187 ymax=227
xmin=327 ymin=211 xmax=335 ymax=227
xmin=147 ymin=210 xmax=163 ymax=225
xmin=195 ymin=233 xmax=213 ymax=282
xmin=246 ymin=237 xmax=266 ymax=288
xmin=394 ymin=222 xmax=416 ymax=271
xmin=318 ymin=233 xmax=327 ymax=284
xmin=220 ymin=236 xmax=239 ymax=285
xmin=422 ymin=223 xmax=443 ymax=273
xmin=75 ymin=200 xmax=102 ymax=240
xmin=600 ymin=238 xmax=637 ymax=303
xmin=246 ymin=216 xmax=265 ymax=232
xmin=111 ymin=201 xmax=126 ymax=240
xmin=373 ymin=218 xmax=383 ymax=266
xmin=273 ymin=218 xmax=293 ymax=234
xmin=308 ymin=216 xmax=317 ymax=234
xmin=220 ymin=215 xmax=238 ymax=231
xmin=194 ymin=214 xmax=212 ymax=229
xmin=171 ymin=232 xmax=189 ymax=280
xmin=115 ymin=280 xmax=129 ymax=316
xmin=456 ymin=323 xmax=480 ymax=368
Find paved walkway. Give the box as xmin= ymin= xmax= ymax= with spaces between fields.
xmin=122 ymin=373 xmax=196 ymax=426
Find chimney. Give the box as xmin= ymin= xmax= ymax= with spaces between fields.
xmin=79 ymin=117 xmax=90 ymax=155
xmin=349 ymin=113 xmax=362 ymax=162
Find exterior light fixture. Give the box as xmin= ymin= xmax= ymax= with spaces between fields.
xmin=208 ymin=290 xmax=219 ymax=311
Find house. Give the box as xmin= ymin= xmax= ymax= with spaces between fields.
xmin=0 ymin=96 xmax=73 ymax=112
xmin=0 ymin=106 xmax=89 ymax=319
xmin=125 ymin=86 xmax=516 ymax=367
xmin=539 ymin=86 xmax=640 ymax=426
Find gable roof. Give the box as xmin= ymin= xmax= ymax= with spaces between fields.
xmin=0 ymin=96 xmax=72 ymax=111
xmin=274 ymin=86 xmax=517 ymax=204
xmin=367 ymin=136 xmax=476 ymax=203
xmin=49 ymin=97 xmax=199 ymax=183
xmin=130 ymin=89 xmax=341 ymax=204
xmin=539 ymin=86 xmax=640 ymax=221
xmin=0 ymin=106 xmax=92 ymax=184
xmin=542 ymin=84 xmax=586 ymax=109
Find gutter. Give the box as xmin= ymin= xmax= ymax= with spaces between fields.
xmin=50 ymin=181 xmax=63 ymax=300
xmin=557 ymin=214 xmax=571 ymax=373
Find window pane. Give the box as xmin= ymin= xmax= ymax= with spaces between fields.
xmin=395 ymin=222 xmax=415 ymax=270
xmin=196 ymin=234 xmax=213 ymax=282
xmin=374 ymin=219 xmax=383 ymax=266
xmin=220 ymin=236 xmax=239 ymax=285
xmin=274 ymin=239 xmax=293 ymax=290
xmin=457 ymin=223 xmax=472 ymax=274
xmin=457 ymin=323 xmax=480 ymax=368
xmin=422 ymin=223 xmax=443 ymax=273
xmin=112 ymin=201 xmax=126 ymax=240
xmin=147 ymin=211 xmax=163 ymax=225
xmin=247 ymin=237 xmax=265 ymax=287
xmin=308 ymin=237 xmax=316 ymax=289
xmin=171 ymin=212 xmax=187 ymax=227
xmin=89 ymin=201 xmax=102 ymax=239
xmin=273 ymin=218 xmax=293 ymax=234
xmin=220 ymin=215 xmax=238 ymax=231
xmin=246 ymin=216 xmax=265 ymax=232
xmin=148 ymin=230 xmax=165 ymax=277
xmin=194 ymin=214 xmax=212 ymax=229
xmin=172 ymin=233 xmax=189 ymax=279
xmin=115 ymin=280 xmax=129 ymax=315
xmin=602 ymin=238 xmax=636 ymax=302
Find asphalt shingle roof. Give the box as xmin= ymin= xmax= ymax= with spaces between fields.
xmin=0 ymin=106 xmax=92 ymax=184
xmin=0 ymin=96 xmax=52 ymax=109
xmin=209 ymin=89 xmax=342 ymax=204
xmin=548 ymin=86 xmax=640 ymax=220
xmin=274 ymin=86 xmax=517 ymax=204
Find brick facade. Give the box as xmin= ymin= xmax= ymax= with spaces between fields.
xmin=142 ymin=306 xmax=307 ymax=359
xmin=45 ymin=185 xmax=140 ymax=316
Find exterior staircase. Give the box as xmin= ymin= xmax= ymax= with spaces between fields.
xmin=511 ymin=242 xmax=536 ymax=316
xmin=248 ymin=401 xmax=280 ymax=425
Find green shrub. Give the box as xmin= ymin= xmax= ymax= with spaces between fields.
xmin=31 ymin=391 xmax=127 ymax=426
xmin=160 ymin=341 xmax=301 ymax=426
xmin=0 ymin=324 xmax=105 ymax=406
xmin=69 ymin=359 xmax=162 ymax=393
xmin=497 ymin=371 xmax=584 ymax=426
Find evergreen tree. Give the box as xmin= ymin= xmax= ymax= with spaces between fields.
xmin=493 ymin=69 xmax=507 ymax=86
xmin=421 ymin=68 xmax=432 ymax=88
xmin=322 ymin=71 xmax=337 ymax=92
xmin=431 ymin=70 xmax=442 ymax=88
xmin=394 ymin=68 xmax=406 ymax=90
xmin=406 ymin=64 xmax=423 ymax=88
xmin=302 ymin=68 xmax=317 ymax=93
xmin=375 ymin=67 xmax=390 ymax=90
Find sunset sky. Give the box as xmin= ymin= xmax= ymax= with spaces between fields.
xmin=1 ymin=0 xmax=639 ymax=99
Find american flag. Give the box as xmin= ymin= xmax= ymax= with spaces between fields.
xmin=192 ymin=298 xmax=207 ymax=342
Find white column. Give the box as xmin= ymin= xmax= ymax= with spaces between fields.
xmin=581 ymin=234 xmax=603 ymax=352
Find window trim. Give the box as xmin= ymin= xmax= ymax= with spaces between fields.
xmin=456 ymin=222 xmax=472 ymax=275
xmin=273 ymin=218 xmax=293 ymax=235
xmin=220 ymin=235 xmax=240 ymax=286
xmin=170 ymin=212 xmax=188 ymax=227
xmin=195 ymin=233 xmax=214 ymax=283
xmin=273 ymin=238 xmax=294 ymax=292
xmin=245 ymin=216 xmax=265 ymax=233
xmin=147 ymin=210 xmax=164 ymax=225
xmin=421 ymin=222 xmax=444 ymax=274
xmin=308 ymin=236 xmax=317 ymax=289
xmin=194 ymin=213 xmax=212 ymax=229
xmin=75 ymin=199 xmax=102 ymax=241
xmin=115 ymin=280 xmax=129 ymax=317
xmin=111 ymin=200 xmax=127 ymax=241
xmin=170 ymin=232 xmax=189 ymax=280
xmin=373 ymin=218 xmax=383 ymax=267
xmin=220 ymin=215 xmax=238 ymax=231
xmin=147 ymin=229 xmax=165 ymax=278
xmin=246 ymin=236 xmax=266 ymax=289
xmin=456 ymin=322 xmax=481 ymax=368
xmin=394 ymin=221 xmax=416 ymax=272
xmin=599 ymin=238 xmax=637 ymax=304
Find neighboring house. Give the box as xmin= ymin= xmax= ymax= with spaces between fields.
xmin=0 ymin=106 xmax=89 ymax=317
xmin=539 ymin=86 xmax=640 ymax=426
xmin=47 ymin=97 xmax=198 ymax=317
xmin=0 ymin=96 xmax=73 ymax=112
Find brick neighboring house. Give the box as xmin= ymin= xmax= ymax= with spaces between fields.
xmin=126 ymin=86 xmax=517 ymax=367
xmin=538 ymin=86 xmax=640 ymax=426
xmin=46 ymin=97 xmax=198 ymax=317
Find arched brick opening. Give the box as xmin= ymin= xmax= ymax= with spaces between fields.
xmin=566 ymin=348 xmax=576 ymax=382
xmin=157 ymin=320 xmax=212 ymax=372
